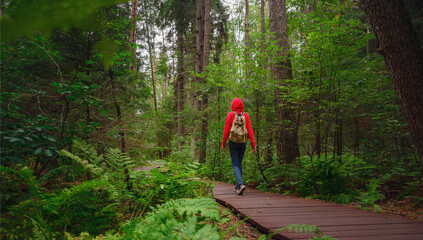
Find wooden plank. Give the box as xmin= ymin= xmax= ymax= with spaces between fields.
xmin=221 ymin=200 xmax=349 ymax=209
xmin=277 ymin=223 xmax=423 ymax=239
xmin=241 ymin=209 xmax=389 ymax=218
xmin=213 ymin=181 xmax=423 ymax=240
xmin=252 ymin=215 xmax=418 ymax=228
xmin=317 ymin=234 xmax=423 ymax=240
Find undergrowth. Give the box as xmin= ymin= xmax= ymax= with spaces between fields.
xmin=0 ymin=139 xmax=214 ymax=239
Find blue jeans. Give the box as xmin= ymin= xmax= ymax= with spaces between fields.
xmin=229 ymin=140 xmax=247 ymax=188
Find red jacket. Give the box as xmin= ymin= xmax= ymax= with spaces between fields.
xmin=222 ymin=98 xmax=256 ymax=149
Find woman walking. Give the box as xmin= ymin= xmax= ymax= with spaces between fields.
xmin=222 ymin=98 xmax=256 ymax=195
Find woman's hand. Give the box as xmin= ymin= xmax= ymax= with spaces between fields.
xmin=252 ymin=146 xmax=256 ymax=153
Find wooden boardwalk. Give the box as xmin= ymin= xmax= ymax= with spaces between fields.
xmin=213 ymin=182 xmax=423 ymax=240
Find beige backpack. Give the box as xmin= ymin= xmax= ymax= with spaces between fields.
xmin=229 ymin=111 xmax=248 ymax=143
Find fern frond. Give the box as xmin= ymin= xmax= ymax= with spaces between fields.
xmin=51 ymin=179 xmax=110 ymax=204
xmin=274 ymin=224 xmax=323 ymax=236
xmin=60 ymin=149 xmax=103 ymax=176
xmin=104 ymin=148 xmax=135 ymax=171
xmin=71 ymin=138 xmax=104 ymax=166
xmin=38 ymin=165 xmax=78 ymax=183
xmin=130 ymin=198 xmax=221 ymax=239
xmin=0 ymin=166 xmax=43 ymax=196
xmin=151 ymin=198 xmax=221 ymax=222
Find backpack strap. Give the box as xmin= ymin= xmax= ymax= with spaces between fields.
xmin=233 ymin=111 xmax=245 ymax=116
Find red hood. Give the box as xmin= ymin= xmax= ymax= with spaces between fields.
xmin=231 ymin=98 xmax=244 ymax=114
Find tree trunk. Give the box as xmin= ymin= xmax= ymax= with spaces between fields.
xmin=214 ymin=19 xmax=224 ymax=167
xmin=261 ymin=0 xmax=273 ymax=165
xmin=245 ymin=0 xmax=250 ymax=79
xmin=0 ymin=0 xmax=4 ymax=17
xmin=109 ymin=68 xmax=131 ymax=189
xmin=152 ymin=44 xmax=158 ymax=112
xmin=245 ymin=0 xmax=249 ymax=49
xmin=354 ymin=114 xmax=360 ymax=156
xmin=199 ymin=0 xmax=211 ymax=164
xmin=195 ymin=0 xmax=205 ymax=109
xmin=162 ymin=28 xmax=167 ymax=100
xmin=333 ymin=77 xmax=343 ymax=160
xmin=176 ymin=31 xmax=185 ymax=148
xmin=269 ymin=0 xmax=300 ymax=164
xmin=172 ymin=26 xmax=176 ymax=95
xmin=361 ymin=0 xmax=423 ymax=186
xmin=109 ymin=68 xmax=126 ymax=153
xmin=129 ymin=0 xmax=137 ymax=72
xmin=144 ymin=9 xmax=157 ymax=112
xmin=260 ymin=0 xmax=265 ymax=38
xmin=315 ymin=75 xmax=323 ymax=159
xmin=194 ymin=0 xmax=205 ymax=161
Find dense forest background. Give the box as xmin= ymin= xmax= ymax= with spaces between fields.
xmin=1 ymin=0 xmax=422 ymax=239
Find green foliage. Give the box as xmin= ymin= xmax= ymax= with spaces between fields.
xmin=0 ymin=0 xmax=128 ymax=41
xmin=60 ymin=139 xmax=135 ymax=188
xmin=297 ymin=154 xmax=377 ymax=202
xmin=69 ymin=198 xmax=222 ymax=240
xmin=356 ymin=180 xmax=385 ymax=209
xmin=0 ymin=166 xmax=45 ymax=214
xmin=131 ymin=198 xmax=221 ymax=240
xmin=0 ymin=96 xmax=60 ymax=166
xmin=1 ymin=0 xmax=422 ymax=239
xmin=2 ymin=136 xmax=215 ymax=239
xmin=261 ymin=224 xmax=336 ymax=240
xmin=1 ymin=179 xmax=117 ymax=239
xmin=132 ymin=163 xmax=214 ymax=207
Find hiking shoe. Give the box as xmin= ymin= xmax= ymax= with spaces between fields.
xmin=237 ymin=184 xmax=246 ymax=195
xmin=234 ymin=187 xmax=239 ymax=192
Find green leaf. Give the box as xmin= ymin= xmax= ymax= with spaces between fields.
xmin=24 ymin=137 xmax=33 ymax=142
xmin=34 ymin=148 xmax=43 ymax=155
xmin=5 ymin=137 xmax=20 ymax=143
xmin=45 ymin=149 xmax=54 ymax=157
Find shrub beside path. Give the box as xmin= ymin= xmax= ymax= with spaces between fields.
xmin=213 ymin=181 xmax=423 ymax=240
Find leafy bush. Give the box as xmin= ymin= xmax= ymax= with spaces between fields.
xmin=130 ymin=162 xmax=214 ymax=212
xmin=68 ymin=198 xmax=222 ymax=240
xmin=60 ymin=139 xmax=136 ymax=201
xmin=1 ymin=178 xmax=118 ymax=239
xmin=356 ymin=179 xmax=385 ymax=209
xmin=0 ymin=99 xmax=61 ymax=166
xmin=129 ymin=198 xmax=221 ymax=239
xmin=297 ymin=154 xmax=377 ymax=202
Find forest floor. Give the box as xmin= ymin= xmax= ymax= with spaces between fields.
xmin=218 ymin=204 xmax=265 ymax=239
xmin=343 ymin=201 xmax=423 ymax=221
xmin=379 ymin=199 xmax=423 ymax=221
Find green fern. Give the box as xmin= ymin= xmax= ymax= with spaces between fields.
xmin=47 ymin=179 xmax=117 ymax=235
xmin=126 ymin=198 xmax=221 ymax=240
xmin=0 ymin=166 xmax=43 ymax=196
xmin=143 ymin=197 xmax=221 ymax=222
xmin=60 ymin=139 xmax=135 ymax=192
xmin=72 ymin=138 xmax=104 ymax=166
xmin=38 ymin=165 xmax=80 ymax=185
xmin=284 ymin=224 xmax=322 ymax=235
xmin=103 ymin=148 xmax=135 ymax=184
xmin=261 ymin=224 xmax=337 ymax=240
xmin=60 ymin=149 xmax=103 ymax=177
